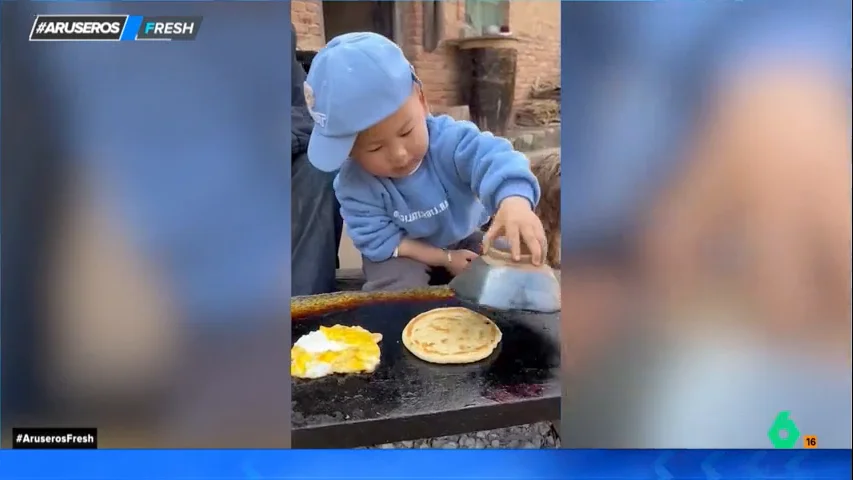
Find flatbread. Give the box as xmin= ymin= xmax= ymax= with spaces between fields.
xmin=402 ymin=307 xmax=502 ymax=364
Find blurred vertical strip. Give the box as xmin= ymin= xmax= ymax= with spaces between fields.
xmin=560 ymin=0 xmax=851 ymax=449
xmin=1 ymin=1 xmax=293 ymax=448
xmin=2 ymin=0 xmax=71 ymax=429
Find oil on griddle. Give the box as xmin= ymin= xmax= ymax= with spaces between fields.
xmin=291 ymin=289 xmax=560 ymax=430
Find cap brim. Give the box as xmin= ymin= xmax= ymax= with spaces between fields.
xmin=307 ymin=129 xmax=356 ymax=172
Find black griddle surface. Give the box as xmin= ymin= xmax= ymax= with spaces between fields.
xmin=291 ymin=294 xmax=560 ymax=448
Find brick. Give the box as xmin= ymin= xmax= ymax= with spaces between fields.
xmin=291 ymin=0 xmax=324 ymax=50
xmin=509 ymin=2 xmax=561 ymax=103
xmin=290 ymin=0 xmax=561 ymax=121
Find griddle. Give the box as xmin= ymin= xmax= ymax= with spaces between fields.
xmin=291 ymin=288 xmax=561 ymax=448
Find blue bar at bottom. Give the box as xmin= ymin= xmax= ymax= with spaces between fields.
xmin=0 ymin=449 xmax=850 ymax=479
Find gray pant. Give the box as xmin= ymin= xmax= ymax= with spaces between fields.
xmin=362 ymin=231 xmax=484 ymax=292
xmin=291 ymin=152 xmax=342 ymax=296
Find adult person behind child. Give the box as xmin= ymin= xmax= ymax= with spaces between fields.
xmin=291 ymin=26 xmax=344 ymax=296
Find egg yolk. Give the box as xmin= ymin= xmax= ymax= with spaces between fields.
xmin=291 ymin=325 xmax=381 ymax=378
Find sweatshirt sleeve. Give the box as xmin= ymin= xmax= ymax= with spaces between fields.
xmin=334 ymin=168 xmax=403 ymax=262
xmin=430 ymin=116 xmax=541 ymax=214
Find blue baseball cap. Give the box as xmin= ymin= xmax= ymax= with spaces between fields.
xmin=304 ymin=32 xmax=417 ymax=172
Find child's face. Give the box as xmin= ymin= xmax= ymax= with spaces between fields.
xmin=350 ymin=86 xmax=429 ymax=178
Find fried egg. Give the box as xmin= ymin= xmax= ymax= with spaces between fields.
xmin=291 ymin=325 xmax=383 ymax=379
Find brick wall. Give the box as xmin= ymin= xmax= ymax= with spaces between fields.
xmin=399 ymin=1 xmax=467 ymax=106
xmin=509 ymin=1 xmax=561 ymax=104
xmin=291 ymin=1 xmax=561 ymax=111
xmin=409 ymin=1 xmax=562 ymax=107
xmin=291 ymin=0 xmax=324 ymax=50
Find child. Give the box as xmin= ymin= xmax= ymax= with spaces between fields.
xmin=304 ymin=32 xmax=547 ymax=291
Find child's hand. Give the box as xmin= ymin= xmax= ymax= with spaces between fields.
xmin=484 ymin=196 xmax=547 ymax=265
xmin=445 ymin=249 xmax=479 ymax=276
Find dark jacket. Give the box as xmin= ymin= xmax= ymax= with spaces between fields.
xmin=291 ymin=26 xmax=314 ymax=158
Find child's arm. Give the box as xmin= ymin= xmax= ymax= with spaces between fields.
xmin=335 ymin=186 xmax=402 ymax=263
xmin=335 ymin=170 xmax=452 ymax=266
xmin=398 ymin=239 xmax=454 ymax=267
xmin=431 ymin=116 xmax=542 ymax=214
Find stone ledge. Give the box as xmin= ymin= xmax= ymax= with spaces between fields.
xmin=510 ymin=124 xmax=561 ymax=152
xmin=335 ymin=268 xmax=366 ymax=291
xmin=430 ymin=104 xmax=560 ymax=154
xmin=334 ymin=266 xmax=562 ymax=293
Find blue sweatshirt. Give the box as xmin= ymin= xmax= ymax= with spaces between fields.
xmin=334 ymin=115 xmax=541 ymax=262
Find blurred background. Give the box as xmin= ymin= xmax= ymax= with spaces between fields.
xmin=2 ymin=1 xmax=292 ymax=448
xmin=560 ymin=0 xmax=851 ymax=448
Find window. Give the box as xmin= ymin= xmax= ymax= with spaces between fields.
xmin=464 ymin=0 xmax=508 ymax=35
